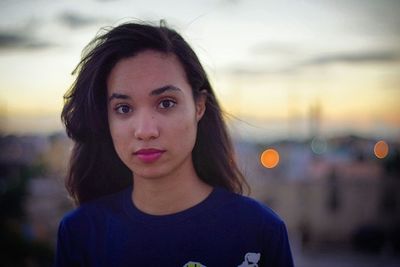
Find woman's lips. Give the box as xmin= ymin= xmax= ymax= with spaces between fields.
xmin=134 ymin=149 xmax=165 ymax=163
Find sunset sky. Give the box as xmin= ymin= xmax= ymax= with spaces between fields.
xmin=0 ymin=0 xmax=399 ymax=141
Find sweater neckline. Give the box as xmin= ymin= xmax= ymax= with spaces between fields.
xmin=122 ymin=186 xmax=225 ymax=225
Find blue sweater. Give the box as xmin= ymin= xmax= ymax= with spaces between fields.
xmin=55 ymin=187 xmax=293 ymax=267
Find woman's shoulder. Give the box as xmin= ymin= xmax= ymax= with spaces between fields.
xmin=217 ymin=187 xmax=286 ymax=229
xmin=60 ymin=186 xmax=131 ymax=226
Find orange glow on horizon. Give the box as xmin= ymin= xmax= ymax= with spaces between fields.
xmin=374 ymin=140 xmax=389 ymax=159
xmin=260 ymin=148 xmax=280 ymax=169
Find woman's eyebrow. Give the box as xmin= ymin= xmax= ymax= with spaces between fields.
xmin=108 ymin=85 xmax=182 ymax=102
xmin=108 ymin=93 xmax=130 ymax=102
xmin=150 ymin=85 xmax=182 ymax=96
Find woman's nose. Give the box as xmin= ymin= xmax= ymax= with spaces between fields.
xmin=134 ymin=112 xmax=160 ymax=141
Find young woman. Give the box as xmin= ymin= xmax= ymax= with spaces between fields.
xmin=56 ymin=21 xmax=294 ymax=267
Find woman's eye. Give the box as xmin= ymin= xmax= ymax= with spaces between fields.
xmin=115 ymin=105 xmax=132 ymax=114
xmin=158 ymin=99 xmax=176 ymax=109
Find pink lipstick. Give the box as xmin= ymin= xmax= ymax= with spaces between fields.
xmin=134 ymin=148 xmax=165 ymax=163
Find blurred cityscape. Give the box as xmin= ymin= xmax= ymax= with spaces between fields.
xmin=1 ymin=128 xmax=399 ymax=266
xmin=236 ymin=135 xmax=400 ymax=267
xmin=0 ymin=133 xmax=73 ymax=266
xmin=1 ymin=0 xmax=400 ymax=266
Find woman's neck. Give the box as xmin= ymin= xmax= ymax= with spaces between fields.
xmin=131 ymin=170 xmax=212 ymax=216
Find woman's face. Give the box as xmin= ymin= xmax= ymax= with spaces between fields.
xmin=107 ymin=50 xmax=206 ymax=180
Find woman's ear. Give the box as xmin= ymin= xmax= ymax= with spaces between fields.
xmin=195 ymin=90 xmax=207 ymax=122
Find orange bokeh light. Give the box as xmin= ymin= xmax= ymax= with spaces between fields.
xmin=260 ymin=148 xmax=280 ymax=168
xmin=374 ymin=140 xmax=389 ymax=159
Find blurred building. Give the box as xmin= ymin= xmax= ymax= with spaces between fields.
xmin=25 ymin=133 xmax=73 ymax=247
xmin=235 ymin=135 xmax=400 ymax=253
xmin=0 ymin=133 xmax=73 ymax=252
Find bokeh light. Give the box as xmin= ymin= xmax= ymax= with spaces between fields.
xmin=260 ymin=148 xmax=280 ymax=169
xmin=374 ymin=140 xmax=389 ymax=159
xmin=311 ymin=137 xmax=327 ymax=155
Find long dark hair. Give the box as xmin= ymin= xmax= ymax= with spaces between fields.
xmin=61 ymin=21 xmax=248 ymax=205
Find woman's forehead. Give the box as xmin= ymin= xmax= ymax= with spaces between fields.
xmin=113 ymin=50 xmax=182 ymax=76
xmin=107 ymin=50 xmax=191 ymax=97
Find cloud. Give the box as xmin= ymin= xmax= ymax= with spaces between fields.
xmin=0 ymin=30 xmax=54 ymax=51
xmin=219 ymin=0 xmax=241 ymax=5
xmin=229 ymin=49 xmax=400 ymax=76
xmin=303 ymin=51 xmax=400 ymax=66
xmin=58 ymin=11 xmax=110 ymax=29
xmin=251 ymin=42 xmax=302 ymax=57
xmin=325 ymin=0 xmax=400 ymax=37
xmin=251 ymin=41 xmax=400 ymax=64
